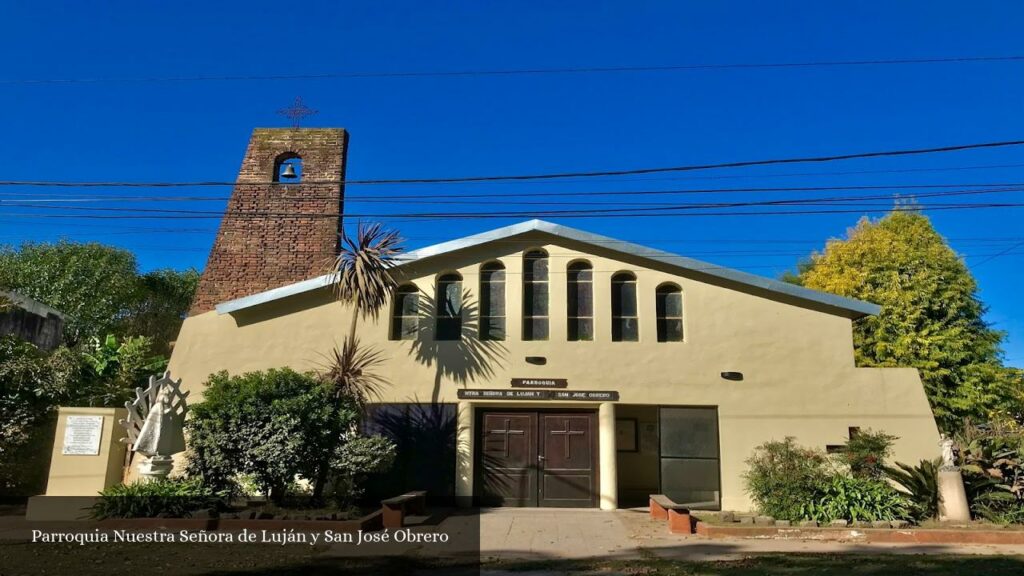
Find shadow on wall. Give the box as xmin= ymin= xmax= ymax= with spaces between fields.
xmin=363 ymin=401 xmax=459 ymax=506
xmin=408 ymin=289 xmax=508 ymax=403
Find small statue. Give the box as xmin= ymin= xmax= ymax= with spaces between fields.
xmin=120 ymin=372 xmax=188 ymax=481
xmin=940 ymin=435 xmax=957 ymax=469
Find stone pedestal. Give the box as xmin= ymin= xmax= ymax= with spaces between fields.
xmin=138 ymin=454 xmax=174 ymax=482
xmin=938 ymin=467 xmax=971 ymax=523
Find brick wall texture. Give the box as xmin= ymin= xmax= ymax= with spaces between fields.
xmin=189 ymin=128 xmax=348 ymax=314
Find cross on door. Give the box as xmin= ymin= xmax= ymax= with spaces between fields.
xmin=550 ymin=418 xmax=585 ymax=459
xmin=490 ymin=418 xmax=525 ymax=457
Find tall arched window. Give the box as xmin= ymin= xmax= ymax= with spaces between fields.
xmin=611 ymin=272 xmax=638 ymax=342
xmin=567 ymin=261 xmax=593 ymax=341
xmin=656 ymin=284 xmax=684 ymax=342
xmin=480 ymin=262 xmax=506 ymax=341
xmin=436 ymin=273 xmax=463 ymax=340
xmin=523 ymin=249 xmax=549 ymax=340
xmin=391 ymin=284 xmax=419 ymax=341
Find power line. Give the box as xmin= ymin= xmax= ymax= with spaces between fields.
xmin=4 ymin=139 xmax=1024 ymax=187
xmin=3 ymin=182 xmax=1023 ymax=203
xmin=2 ymin=202 xmax=1023 ymax=221
xmin=2 ymin=185 xmax=1022 ymax=217
xmin=3 ymin=55 xmax=1023 ymax=85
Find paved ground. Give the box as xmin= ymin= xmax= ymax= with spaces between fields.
xmin=480 ymin=507 xmax=1024 ymax=561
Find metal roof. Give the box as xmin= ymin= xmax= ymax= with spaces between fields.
xmin=215 ymin=219 xmax=880 ymax=318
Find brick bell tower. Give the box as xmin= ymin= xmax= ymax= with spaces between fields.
xmin=189 ymin=128 xmax=348 ymax=314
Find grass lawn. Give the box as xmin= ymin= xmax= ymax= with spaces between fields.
xmin=1 ymin=542 xmax=1023 ymax=575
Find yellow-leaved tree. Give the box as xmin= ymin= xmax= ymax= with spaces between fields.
xmin=786 ymin=210 xmax=1022 ymax=432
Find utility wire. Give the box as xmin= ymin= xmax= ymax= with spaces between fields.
xmin=2 ymin=182 xmax=1023 ymax=203
xmin=3 ymin=185 xmax=1023 ymax=216
xmin=4 ymin=139 xmax=1024 ymax=187
xmin=3 ymin=55 xmax=1023 ymax=85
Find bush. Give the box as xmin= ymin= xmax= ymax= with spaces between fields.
xmin=743 ymin=437 xmax=832 ymax=520
xmin=90 ymin=478 xmax=223 ymax=519
xmin=185 ymin=369 xmax=357 ymax=504
xmin=840 ymin=429 xmax=897 ymax=480
xmin=957 ymin=422 xmax=1024 ymax=523
xmin=884 ymin=458 xmax=942 ymax=521
xmin=801 ymin=475 xmax=912 ymax=522
xmin=328 ymin=434 xmax=397 ymax=508
xmin=0 ymin=336 xmax=86 ymax=496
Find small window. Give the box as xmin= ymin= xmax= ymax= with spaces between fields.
xmin=436 ymin=273 xmax=463 ymax=341
xmin=567 ymin=261 xmax=593 ymax=341
xmin=390 ymin=285 xmax=419 ymax=341
xmin=480 ymin=262 xmax=506 ymax=341
xmin=611 ymin=272 xmax=638 ymax=342
xmin=656 ymin=284 xmax=684 ymax=342
xmin=523 ymin=250 xmax=549 ymax=340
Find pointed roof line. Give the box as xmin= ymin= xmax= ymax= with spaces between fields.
xmin=215 ymin=219 xmax=880 ymax=318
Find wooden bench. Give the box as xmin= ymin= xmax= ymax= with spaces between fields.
xmin=649 ymin=494 xmax=693 ymax=535
xmin=381 ymin=490 xmax=427 ymax=528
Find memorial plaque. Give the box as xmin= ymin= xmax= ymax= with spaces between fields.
xmin=511 ymin=378 xmax=568 ymax=389
xmin=457 ymin=389 xmax=618 ymax=401
xmin=62 ymin=415 xmax=104 ymax=456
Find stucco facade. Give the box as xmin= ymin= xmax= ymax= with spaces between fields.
xmin=168 ymin=221 xmax=941 ymax=512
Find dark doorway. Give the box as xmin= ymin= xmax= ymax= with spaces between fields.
xmin=476 ymin=410 xmax=598 ymax=507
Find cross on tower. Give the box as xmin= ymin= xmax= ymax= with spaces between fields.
xmin=276 ymin=96 xmax=319 ymax=128
xmin=549 ymin=419 xmax=585 ymax=459
xmin=489 ymin=418 xmax=525 ymax=457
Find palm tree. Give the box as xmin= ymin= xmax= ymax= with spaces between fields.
xmin=313 ymin=221 xmax=404 ymax=499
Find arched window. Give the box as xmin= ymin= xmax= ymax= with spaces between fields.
xmin=611 ymin=272 xmax=638 ymax=342
xmin=656 ymin=284 xmax=684 ymax=342
xmin=523 ymin=249 xmax=549 ymax=340
xmin=273 ymin=152 xmax=303 ymax=183
xmin=479 ymin=262 xmax=506 ymax=341
xmin=436 ymin=273 xmax=463 ymax=340
xmin=567 ymin=261 xmax=593 ymax=341
xmin=391 ymin=284 xmax=419 ymax=341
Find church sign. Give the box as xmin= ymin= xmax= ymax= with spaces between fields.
xmin=457 ymin=389 xmax=618 ymax=402
xmin=510 ymin=378 xmax=568 ymax=389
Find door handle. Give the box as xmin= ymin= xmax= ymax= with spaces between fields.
xmin=537 ymin=455 xmax=545 ymax=466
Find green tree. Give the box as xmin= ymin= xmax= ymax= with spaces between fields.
xmin=0 ymin=241 xmax=140 ymax=343
xmin=80 ymin=334 xmax=168 ymax=407
xmin=0 ymin=241 xmax=198 ymax=348
xmin=0 ymin=336 xmax=86 ymax=495
xmin=185 ymin=368 xmax=354 ymax=504
xmin=123 ymin=268 xmax=201 ymax=353
xmin=787 ymin=211 xmax=1020 ymax=430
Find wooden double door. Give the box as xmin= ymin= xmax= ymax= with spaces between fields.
xmin=476 ymin=410 xmax=598 ymax=507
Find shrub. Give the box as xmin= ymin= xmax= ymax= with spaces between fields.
xmin=0 ymin=336 xmax=86 ymax=496
xmin=328 ymin=434 xmax=397 ymax=508
xmin=801 ymin=475 xmax=912 ymax=522
xmin=884 ymin=458 xmax=942 ymax=520
xmin=840 ymin=429 xmax=898 ymax=480
xmin=90 ymin=478 xmax=224 ymax=519
xmin=744 ymin=437 xmax=832 ymax=520
xmin=185 ymin=369 xmax=357 ymax=504
xmin=957 ymin=422 xmax=1024 ymax=523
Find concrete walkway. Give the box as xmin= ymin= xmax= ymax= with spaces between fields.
xmin=480 ymin=507 xmax=1024 ymax=562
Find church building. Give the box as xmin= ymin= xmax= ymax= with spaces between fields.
xmin=168 ymin=127 xmax=942 ymax=511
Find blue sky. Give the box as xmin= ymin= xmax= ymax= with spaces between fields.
xmin=1 ymin=2 xmax=1022 ymax=365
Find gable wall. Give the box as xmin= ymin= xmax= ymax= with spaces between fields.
xmin=167 ymin=233 xmax=940 ymax=510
